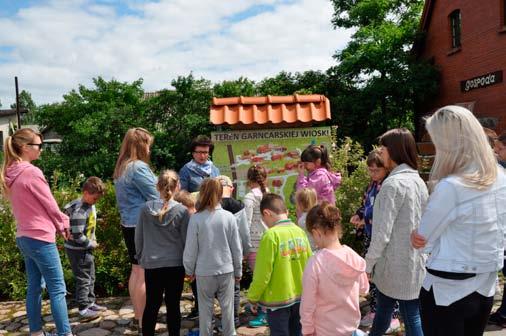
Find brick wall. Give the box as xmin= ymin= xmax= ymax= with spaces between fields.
xmin=418 ymin=0 xmax=506 ymax=134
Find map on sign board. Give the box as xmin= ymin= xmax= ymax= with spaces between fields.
xmin=211 ymin=127 xmax=333 ymax=202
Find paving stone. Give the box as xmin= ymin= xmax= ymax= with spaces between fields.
xmin=104 ymin=314 xmax=120 ymax=321
xmin=19 ymin=326 xmax=30 ymax=333
xmin=43 ymin=315 xmax=54 ymax=322
xmin=0 ymin=330 xmax=8 ymax=335
xmin=117 ymin=318 xmax=131 ymax=326
xmin=122 ymin=312 xmax=135 ymax=319
xmin=12 ymin=310 xmax=26 ymax=318
xmin=155 ymin=322 xmax=166 ymax=331
xmin=99 ymin=320 xmax=117 ymax=330
xmin=5 ymin=322 xmax=21 ymax=331
xmin=118 ymin=306 xmax=134 ymax=316
xmin=78 ymin=327 xmax=111 ymax=336
xmin=101 ymin=309 xmax=116 ymax=317
xmin=237 ymin=326 xmax=269 ymax=336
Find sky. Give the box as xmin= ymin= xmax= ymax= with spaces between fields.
xmin=0 ymin=0 xmax=351 ymax=107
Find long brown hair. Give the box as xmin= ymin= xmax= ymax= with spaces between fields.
xmin=113 ymin=128 xmax=153 ymax=179
xmin=379 ymin=128 xmax=418 ymax=170
xmin=0 ymin=128 xmax=43 ymax=196
xmin=156 ymin=170 xmax=179 ymax=221
xmin=196 ymin=178 xmax=222 ymax=212
xmin=247 ymin=165 xmax=267 ymax=194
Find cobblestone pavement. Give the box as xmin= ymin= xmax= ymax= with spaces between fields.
xmin=1 ymin=293 xmax=506 ymax=335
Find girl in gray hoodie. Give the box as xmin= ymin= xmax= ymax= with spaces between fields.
xmin=135 ymin=170 xmax=190 ymax=336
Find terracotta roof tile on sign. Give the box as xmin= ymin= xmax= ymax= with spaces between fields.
xmin=210 ymin=94 xmax=331 ymax=126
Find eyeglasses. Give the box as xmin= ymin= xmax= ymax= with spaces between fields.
xmin=28 ymin=143 xmax=44 ymax=150
xmin=193 ymin=151 xmax=209 ymax=155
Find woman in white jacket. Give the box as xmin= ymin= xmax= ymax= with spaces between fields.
xmin=412 ymin=105 xmax=506 ymax=336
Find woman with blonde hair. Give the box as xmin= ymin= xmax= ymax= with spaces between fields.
xmin=135 ymin=170 xmax=190 ymax=336
xmin=0 ymin=128 xmax=72 ymax=336
xmin=183 ymin=178 xmax=242 ymax=336
xmin=412 ymin=105 xmax=506 ymax=335
xmin=114 ymin=127 xmax=159 ymax=329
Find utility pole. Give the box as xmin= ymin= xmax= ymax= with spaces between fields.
xmin=15 ymin=77 xmax=21 ymax=129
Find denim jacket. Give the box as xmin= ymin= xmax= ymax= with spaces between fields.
xmin=419 ymin=168 xmax=506 ymax=274
xmin=179 ymin=160 xmax=220 ymax=193
xmin=114 ymin=160 xmax=159 ymax=227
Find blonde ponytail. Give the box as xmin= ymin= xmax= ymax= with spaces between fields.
xmin=0 ymin=128 xmax=42 ymax=197
xmin=156 ymin=170 xmax=179 ymax=221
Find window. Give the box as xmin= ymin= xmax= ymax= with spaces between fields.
xmin=449 ymin=10 xmax=461 ymax=48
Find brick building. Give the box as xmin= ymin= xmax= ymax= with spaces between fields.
xmin=415 ymin=0 xmax=506 ymax=137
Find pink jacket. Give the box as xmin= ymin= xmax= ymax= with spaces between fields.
xmin=5 ymin=161 xmax=69 ymax=243
xmin=300 ymin=246 xmax=369 ymax=336
xmin=297 ymin=168 xmax=341 ymax=204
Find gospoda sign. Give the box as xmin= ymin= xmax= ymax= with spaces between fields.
xmin=461 ymin=70 xmax=503 ymax=92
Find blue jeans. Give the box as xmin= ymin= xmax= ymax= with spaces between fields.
xmin=16 ymin=237 xmax=71 ymax=335
xmin=266 ymin=303 xmax=301 ymax=336
xmin=370 ymin=289 xmax=423 ymax=336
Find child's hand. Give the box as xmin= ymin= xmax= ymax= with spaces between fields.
xmin=90 ymin=241 xmax=99 ymax=248
xmin=186 ymin=274 xmax=195 ymax=282
xmin=235 ymin=277 xmax=241 ymax=283
xmin=297 ymin=162 xmax=305 ymax=175
xmin=62 ymin=228 xmax=71 ymax=240
xmin=411 ymin=230 xmax=427 ymax=249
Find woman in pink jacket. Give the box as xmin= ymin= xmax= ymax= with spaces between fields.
xmin=300 ymin=202 xmax=369 ymax=336
xmin=0 ymin=128 xmax=72 ymax=336
xmin=297 ymin=145 xmax=341 ymax=204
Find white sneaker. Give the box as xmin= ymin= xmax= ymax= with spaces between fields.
xmin=89 ymin=303 xmax=107 ymax=311
xmin=385 ymin=318 xmax=400 ymax=334
xmin=79 ymin=308 xmax=99 ymax=319
xmin=360 ymin=312 xmax=375 ymax=327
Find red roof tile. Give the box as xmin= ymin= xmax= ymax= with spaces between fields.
xmin=210 ymin=94 xmax=331 ymax=126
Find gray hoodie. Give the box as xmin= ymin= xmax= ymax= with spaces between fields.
xmin=135 ymin=199 xmax=190 ymax=269
xmin=183 ymin=205 xmax=243 ymax=277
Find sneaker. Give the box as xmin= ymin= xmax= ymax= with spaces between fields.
xmin=248 ymin=312 xmax=268 ymax=328
xmin=89 ymin=303 xmax=107 ymax=311
xmin=79 ymin=308 xmax=99 ymax=319
xmin=360 ymin=311 xmax=375 ymax=327
xmin=385 ymin=318 xmax=400 ymax=334
xmin=489 ymin=311 xmax=506 ymax=326
xmin=186 ymin=308 xmax=199 ymax=320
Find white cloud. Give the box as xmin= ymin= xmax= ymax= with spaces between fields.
xmin=0 ymin=0 xmax=351 ymax=107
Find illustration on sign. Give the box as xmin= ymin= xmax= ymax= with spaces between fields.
xmin=211 ymin=127 xmax=333 ymax=202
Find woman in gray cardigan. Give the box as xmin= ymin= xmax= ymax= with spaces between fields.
xmin=365 ymin=128 xmax=428 ymax=336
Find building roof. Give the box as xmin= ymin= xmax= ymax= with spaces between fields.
xmin=210 ymin=94 xmax=331 ymax=126
xmin=0 ymin=108 xmax=28 ymax=117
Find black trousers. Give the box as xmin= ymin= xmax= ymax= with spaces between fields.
xmin=420 ymin=287 xmax=493 ymax=336
xmin=143 ymin=266 xmax=185 ymax=336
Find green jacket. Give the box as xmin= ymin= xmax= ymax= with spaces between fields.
xmin=247 ymin=219 xmax=312 ymax=308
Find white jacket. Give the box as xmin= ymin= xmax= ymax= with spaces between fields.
xmin=419 ymin=167 xmax=506 ymax=274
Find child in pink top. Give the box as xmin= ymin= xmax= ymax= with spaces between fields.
xmin=297 ymin=145 xmax=341 ymax=204
xmin=300 ymin=202 xmax=368 ymax=336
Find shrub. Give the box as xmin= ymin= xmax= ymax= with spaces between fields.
xmin=0 ymin=175 xmax=129 ymax=301
xmin=331 ymin=134 xmax=371 ymax=254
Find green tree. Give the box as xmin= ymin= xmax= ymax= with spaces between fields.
xmin=35 ymin=77 xmax=148 ymax=180
xmin=10 ymin=90 xmax=37 ymax=124
xmin=330 ymin=0 xmax=439 ymax=145
xmin=145 ymin=74 xmax=214 ymax=171
xmin=213 ymin=77 xmax=257 ymax=97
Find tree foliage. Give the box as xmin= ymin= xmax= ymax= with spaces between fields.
xmin=35 ymin=77 xmax=147 ymax=180
xmin=329 ymin=0 xmax=439 ymax=146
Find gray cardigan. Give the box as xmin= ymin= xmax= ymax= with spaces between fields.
xmin=183 ymin=205 xmax=243 ymax=278
xmin=365 ymin=164 xmax=429 ymax=300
